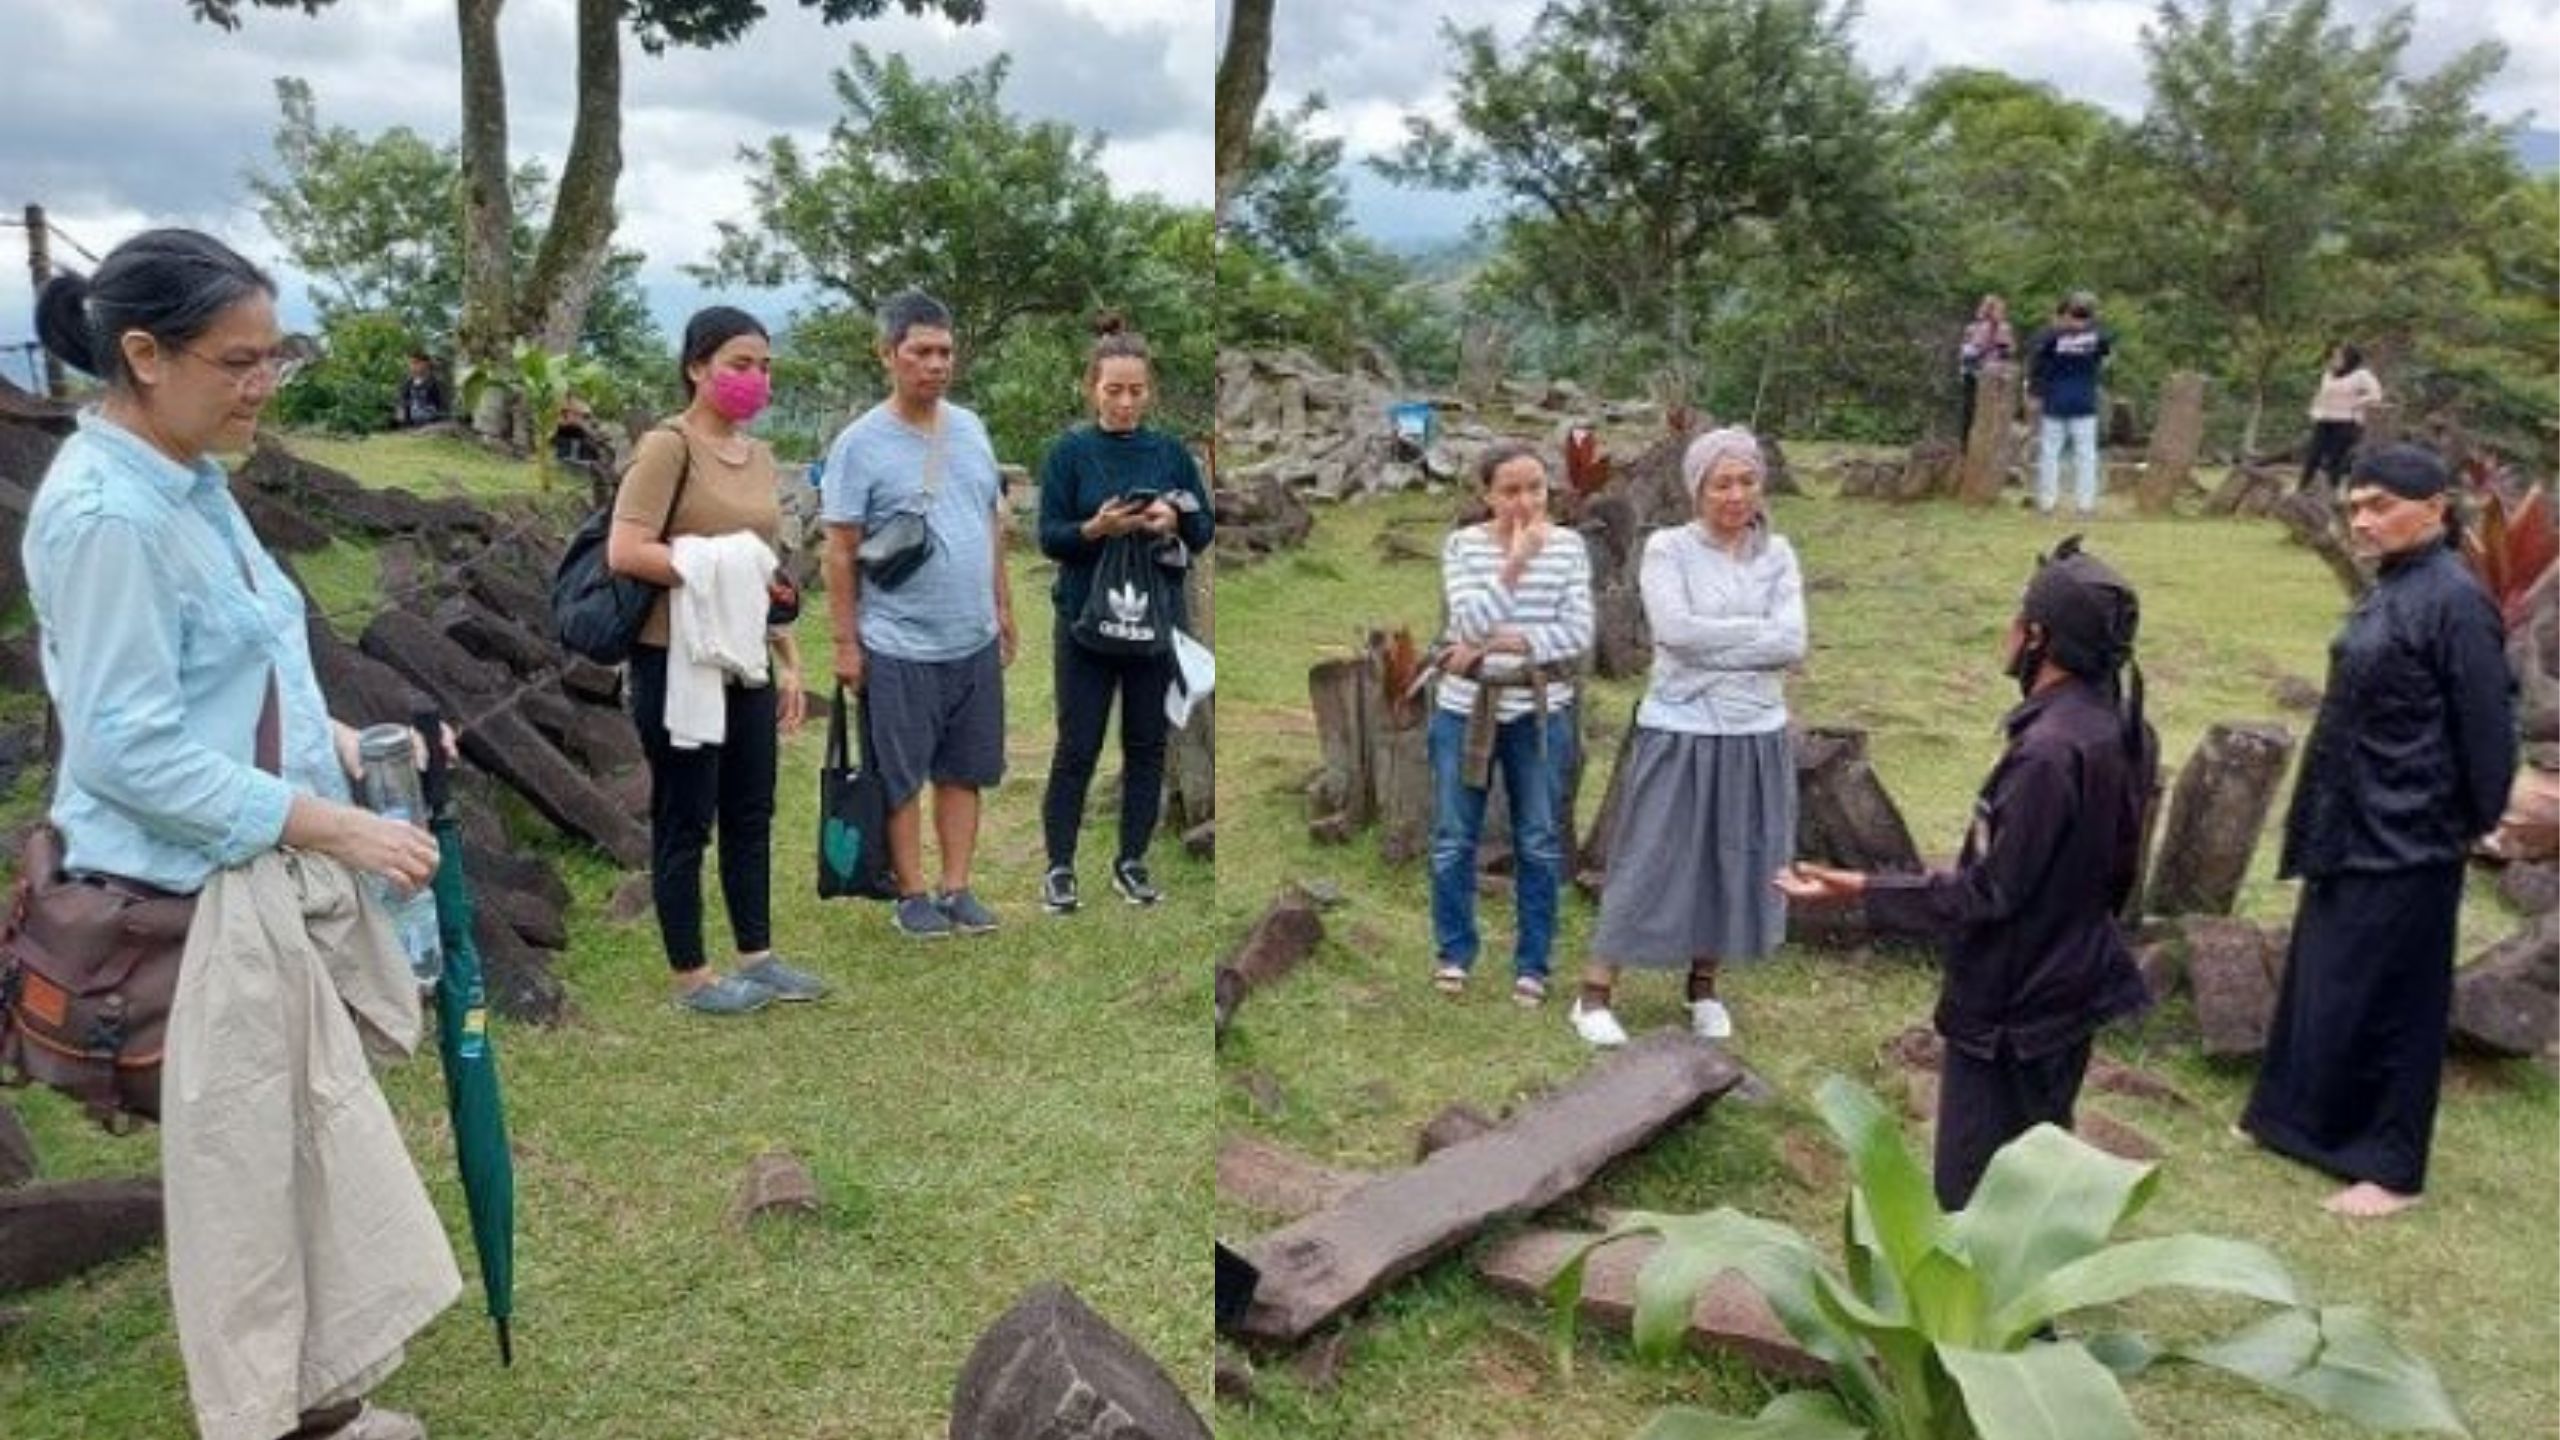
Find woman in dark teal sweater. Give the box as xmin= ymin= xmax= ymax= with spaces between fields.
xmin=1035 ymin=317 xmax=1213 ymax=912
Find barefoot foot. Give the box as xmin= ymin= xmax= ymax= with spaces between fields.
xmin=2323 ymin=1182 xmax=2420 ymax=1219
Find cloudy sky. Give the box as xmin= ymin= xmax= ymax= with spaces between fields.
xmin=0 ymin=0 xmax=1211 ymax=386
xmin=1222 ymin=0 xmax=2559 ymax=245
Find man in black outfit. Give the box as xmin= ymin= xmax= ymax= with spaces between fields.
xmin=1781 ymin=537 xmax=2157 ymax=1208
xmin=2241 ymin=444 xmax=2515 ymax=1219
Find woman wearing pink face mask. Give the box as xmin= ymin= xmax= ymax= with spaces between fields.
xmin=607 ymin=305 xmax=819 ymax=1015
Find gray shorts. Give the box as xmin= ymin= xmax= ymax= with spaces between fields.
xmin=865 ymin=642 xmax=1006 ymax=807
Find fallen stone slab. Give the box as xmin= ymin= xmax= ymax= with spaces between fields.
xmin=1228 ymin=889 xmax=1325 ymax=994
xmin=2500 ymin=863 xmax=2559 ymax=918
xmin=1415 ymin=1103 xmax=1498 ymax=1162
xmin=1476 ymin=1228 xmax=1824 ymax=1381
xmin=2086 ymin=1056 xmax=2195 ymax=1109
xmin=0 ymin=1106 xmax=33 ymax=1188
xmin=2451 ymin=914 xmax=2560 ymax=1058
xmin=1238 ymin=1030 xmax=1742 ymax=1344
xmin=2186 ymin=918 xmax=2290 ymax=1059
xmin=948 ymin=1281 xmax=1210 ymax=1440
xmin=472 ymin=909 xmax=571 ymax=1027
xmin=1213 ymin=1346 xmax=1255 ymax=1402
xmin=460 ymin=837 xmax=572 ymax=915
xmin=1217 ymin=1138 xmax=1373 ymax=1224
xmin=2074 ymin=1110 xmax=2162 ymax=1163
xmin=477 ymin=882 xmax=568 ymax=952
xmin=728 ymin=1150 xmax=821 ymax=1227
xmin=0 ymin=1176 xmax=163 ymax=1297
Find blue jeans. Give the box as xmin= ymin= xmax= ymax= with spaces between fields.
xmin=2037 ymin=413 xmax=2100 ymax=514
xmin=1427 ymin=705 xmax=1574 ymax=980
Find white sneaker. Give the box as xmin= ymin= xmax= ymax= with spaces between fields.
xmin=1569 ymin=999 xmax=1629 ymax=1048
xmin=326 ymin=1406 xmax=427 ymax=1440
xmin=1688 ymin=998 xmax=1734 ymax=1040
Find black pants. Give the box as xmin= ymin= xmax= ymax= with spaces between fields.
xmin=1934 ymin=1036 xmax=2093 ymax=1210
xmin=2301 ymin=420 xmax=2362 ymax=490
xmin=1959 ymin=370 xmax=1981 ymax=443
xmin=629 ymin=645 xmax=778 ymax=973
xmin=1041 ymin=635 xmax=1173 ymax=870
xmin=2244 ymin=864 xmax=2463 ymax=1195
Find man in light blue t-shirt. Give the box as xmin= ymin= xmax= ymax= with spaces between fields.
xmin=821 ymin=290 xmax=1018 ymax=939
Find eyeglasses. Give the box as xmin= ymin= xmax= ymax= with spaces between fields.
xmin=170 ymin=342 xmax=306 ymax=393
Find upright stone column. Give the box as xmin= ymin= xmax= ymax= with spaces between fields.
xmin=1958 ymin=361 xmax=2018 ymax=505
xmin=2139 ymin=371 xmax=2207 ymax=513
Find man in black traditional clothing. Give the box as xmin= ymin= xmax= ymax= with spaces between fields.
xmin=1780 ymin=536 xmax=2157 ymax=1208
xmin=2241 ymin=444 xmax=2516 ymax=1219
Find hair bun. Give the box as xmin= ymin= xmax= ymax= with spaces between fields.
xmin=1092 ymin=310 xmax=1127 ymax=338
xmin=33 ymin=272 xmax=99 ymax=377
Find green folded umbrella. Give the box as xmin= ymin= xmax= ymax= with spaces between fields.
xmin=417 ymin=711 xmax=518 ymax=1366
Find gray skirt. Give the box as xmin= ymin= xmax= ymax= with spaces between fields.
xmin=1589 ymin=727 xmax=1796 ymax=967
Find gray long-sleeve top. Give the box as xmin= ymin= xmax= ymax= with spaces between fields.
xmin=1634 ymin=523 xmax=1807 ymax=736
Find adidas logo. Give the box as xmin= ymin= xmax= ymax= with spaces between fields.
xmin=1109 ymin=580 xmax=1149 ymax=625
xmin=1098 ymin=580 xmax=1155 ymax=641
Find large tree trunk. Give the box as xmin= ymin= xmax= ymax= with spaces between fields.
xmin=521 ymin=0 xmax=624 ymax=354
xmin=1212 ymin=0 xmax=1274 ymax=229
xmin=456 ymin=0 xmax=515 ymax=437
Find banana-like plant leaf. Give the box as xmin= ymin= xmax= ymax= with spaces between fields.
xmin=1553 ymin=1210 xmax=1896 ymax=1425
xmin=1938 ymin=1341 xmax=2143 ymax=1440
xmin=1815 ymin=1078 xmax=1944 ymax=1293
xmin=1812 ymin=1267 xmax=1942 ymax=1438
xmin=2080 ymin=1331 xmax=2159 ymax=1378
xmin=1946 ymin=1122 xmax=2157 ymax=1318
xmin=1634 ymin=1392 xmax=1871 ymax=1440
xmin=1992 ymin=1235 xmax=2304 ymax=1343
xmin=1908 ymin=1246 xmax=1990 ymax=1349
xmin=2177 ymin=1306 xmax=2472 ymax=1437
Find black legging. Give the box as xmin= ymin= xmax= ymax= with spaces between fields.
xmin=1042 ymin=635 xmax=1173 ymax=870
xmin=629 ymin=645 xmax=778 ymax=972
xmin=2301 ymin=420 xmax=2362 ymax=491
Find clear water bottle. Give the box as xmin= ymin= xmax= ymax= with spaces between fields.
xmin=355 ymin=724 xmax=445 ymax=989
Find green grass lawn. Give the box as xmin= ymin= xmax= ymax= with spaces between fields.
xmin=0 ymin=432 xmax=1213 ymax=1438
xmin=1213 ymin=484 xmax=2558 ymax=1440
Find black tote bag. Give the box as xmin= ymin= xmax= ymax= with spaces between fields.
xmin=817 ymin=684 xmax=898 ymax=901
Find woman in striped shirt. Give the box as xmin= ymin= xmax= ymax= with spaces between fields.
xmin=1428 ymin=441 xmax=1595 ymax=1006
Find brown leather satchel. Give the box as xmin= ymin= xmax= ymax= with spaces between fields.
xmin=0 ymin=681 xmax=282 ymax=1131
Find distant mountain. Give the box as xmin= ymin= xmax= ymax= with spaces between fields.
xmin=2514 ymin=127 xmax=2559 ymax=176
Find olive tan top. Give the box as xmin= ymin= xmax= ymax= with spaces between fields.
xmin=612 ymin=419 xmax=784 ymax=647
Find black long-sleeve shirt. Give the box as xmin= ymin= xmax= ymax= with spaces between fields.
xmin=1036 ymin=423 xmax=1213 ymax=628
xmin=2281 ymin=537 xmax=2516 ymax=878
xmin=1863 ymin=679 xmax=2153 ymax=1061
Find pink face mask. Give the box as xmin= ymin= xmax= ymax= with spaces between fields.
xmin=706 ymin=368 xmax=771 ymax=423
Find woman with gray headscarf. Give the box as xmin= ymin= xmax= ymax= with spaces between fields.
xmin=1571 ymin=427 xmax=1806 ymax=1048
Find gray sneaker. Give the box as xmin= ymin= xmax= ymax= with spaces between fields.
xmin=938 ymin=888 xmax=999 ymax=935
xmin=736 ymin=955 xmax=828 ymax=1002
xmin=677 ymin=974 xmax=773 ymax=1016
xmin=894 ymin=893 xmax=956 ymax=939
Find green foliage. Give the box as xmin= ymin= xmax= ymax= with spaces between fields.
xmin=1353 ymin=0 xmax=2552 ymax=467
xmin=1554 ymin=1077 xmax=2472 ymax=1440
xmin=458 ymin=343 xmax=614 ymax=485
xmin=704 ymin=47 xmax=1125 ymax=360
xmin=250 ymin=78 xmax=665 ymax=383
xmin=704 ymin=46 xmax=1215 ymax=464
xmin=1383 ymin=0 xmax=1899 ymax=400
xmin=1220 ymin=96 xmax=1455 ymax=382
xmin=266 ymin=310 xmax=416 ymax=435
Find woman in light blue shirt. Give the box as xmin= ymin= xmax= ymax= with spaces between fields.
xmin=28 ymin=230 xmax=443 ymax=1440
